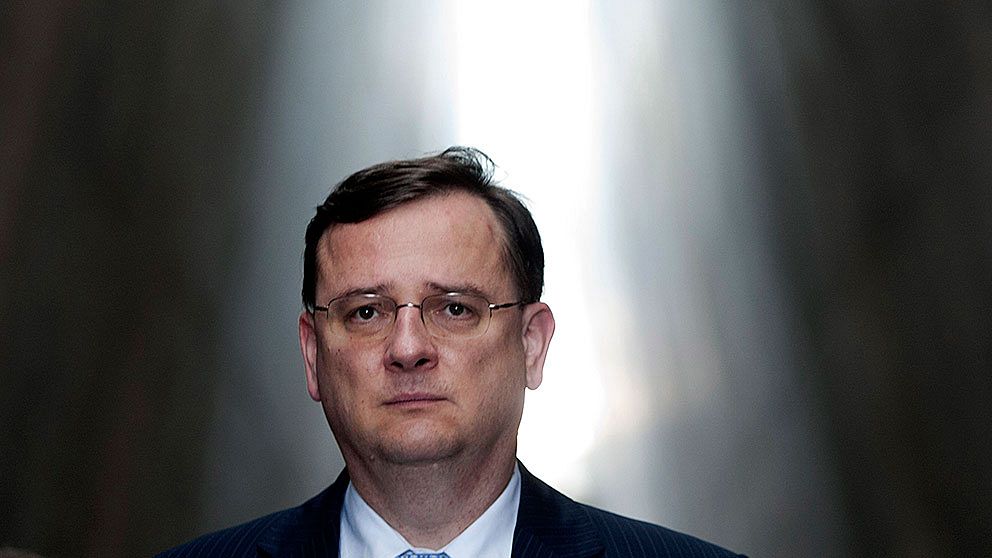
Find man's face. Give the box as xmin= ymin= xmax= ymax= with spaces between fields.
xmin=299 ymin=192 xmax=554 ymax=468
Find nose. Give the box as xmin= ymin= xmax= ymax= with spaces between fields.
xmin=384 ymin=304 xmax=438 ymax=373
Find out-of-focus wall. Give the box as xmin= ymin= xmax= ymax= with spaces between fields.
xmin=0 ymin=2 xmax=278 ymax=555
xmin=2 ymin=2 xmax=990 ymax=557
xmin=767 ymin=3 xmax=992 ymax=555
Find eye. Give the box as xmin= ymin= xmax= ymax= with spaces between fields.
xmin=337 ymin=297 xmax=391 ymax=325
xmin=424 ymin=294 xmax=486 ymax=335
xmin=353 ymin=305 xmax=378 ymax=321
xmin=444 ymin=302 xmax=469 ymax=317
xmin=328 ymin=294 xmax=395 ymax=335
xmin=431 ymin=295 xmax=484 ymax=322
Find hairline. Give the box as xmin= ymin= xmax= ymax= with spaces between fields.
xmin=311 ymin=189 xmax=521 ymax=307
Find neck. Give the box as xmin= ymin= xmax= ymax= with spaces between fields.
xmin=344 ymin=447 xmax=517 ymax=549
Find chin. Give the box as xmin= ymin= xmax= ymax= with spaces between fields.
xmin=376 ymin=427 xmax=464 ymax=465
xmin=378 ymin=442 xmax=464 ymax=465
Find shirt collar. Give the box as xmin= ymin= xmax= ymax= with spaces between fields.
xmin=340 ymin=464 xmax=521 ymax=558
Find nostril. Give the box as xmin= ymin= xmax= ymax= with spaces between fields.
xmin=387 ymin=357 xmax=432 ymax=372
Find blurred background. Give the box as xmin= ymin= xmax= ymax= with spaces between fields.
xmin=2 ymin=1 xmax=990 ymax=557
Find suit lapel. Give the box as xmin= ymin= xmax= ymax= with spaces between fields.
xmin=512 ymin=463 xmax=605 ymax=558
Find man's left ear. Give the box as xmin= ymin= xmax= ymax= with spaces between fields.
xmin=520 ymin=302 xmax=555 ymax=390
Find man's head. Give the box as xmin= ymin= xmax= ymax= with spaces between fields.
xmin=302 ymin=147 xmax=545 ymax=312
xmin=298 ymin=148 xmax=555 ymax=473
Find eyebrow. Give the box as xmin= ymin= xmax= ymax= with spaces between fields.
xmin=328 ymin=284 xmax=390 ymax=301
xmin=326 ymin=282 xmax=495 ymax=302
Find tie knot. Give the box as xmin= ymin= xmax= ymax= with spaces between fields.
xmin=396 ymin=551 xmax=450 ymax=558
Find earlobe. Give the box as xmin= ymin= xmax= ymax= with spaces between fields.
xmin=299 ymin=311 xmax=322 ymax=401
xmin=521 ymin=303 xmax=555 ymax=390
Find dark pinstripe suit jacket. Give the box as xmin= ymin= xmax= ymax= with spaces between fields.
xmin=156 ymin=463 xmax=745 ymax=558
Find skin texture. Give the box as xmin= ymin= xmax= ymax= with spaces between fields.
xmin=298 ymin=192 xmax=555 ymax=548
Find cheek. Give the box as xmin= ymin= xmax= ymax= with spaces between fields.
xmin=470 ymin=342 xmax=526 ymax=403
xmin=318 ymin=346 xmax=378 ymax=402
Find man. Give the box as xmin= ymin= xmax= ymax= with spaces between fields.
xmin=158 ymin=147 xmax=744 ymax=557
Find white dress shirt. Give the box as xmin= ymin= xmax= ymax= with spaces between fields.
xmin=339 ymin=464 xmax=521 ymax=558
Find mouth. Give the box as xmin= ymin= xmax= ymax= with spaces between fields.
xmin=384 ymin=393 xmax=447 ymax=406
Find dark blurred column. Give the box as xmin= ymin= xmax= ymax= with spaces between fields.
xmin=769 ymin=2 xmax=992 ymax=557
xmin=0 ymin=3 xmax=276 ymax=556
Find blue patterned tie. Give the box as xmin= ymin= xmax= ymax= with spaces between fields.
xmin=395 ymin=551 xmax=450 ymax=558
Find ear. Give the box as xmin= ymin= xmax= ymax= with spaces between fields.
xmin=520 ymin=302 xmax=555 ymax=390
xmin=299 ymin=311 xmax=322 ymax=402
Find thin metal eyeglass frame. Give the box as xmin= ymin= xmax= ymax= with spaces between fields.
xmin=311 ymin=292 xmax=527 ymax=339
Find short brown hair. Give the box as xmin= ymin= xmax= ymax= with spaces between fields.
xmin=302 ymin=147 xmax=544 ymax=311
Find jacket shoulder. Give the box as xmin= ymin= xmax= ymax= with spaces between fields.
xmin=576 ymin=502 xmax=745 ymax=558
xmin=516 ymin=462 xmax=745 ymax=558
xmin=154 ymin=507 xmax=297 ymax=558
xmin=155 ymin=470 xmax=349 ymax=558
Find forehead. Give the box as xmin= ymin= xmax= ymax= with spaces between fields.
xmin=316 ymin=192 xmax=510 ymax=297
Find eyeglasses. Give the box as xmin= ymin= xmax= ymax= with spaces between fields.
xmin=312 ymin=293 xmax=526 ymax=340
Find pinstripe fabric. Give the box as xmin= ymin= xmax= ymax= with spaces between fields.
xmin=511 ymin=464 xmax=745 ymax=558
xmin=156 ymin=463 xmax=746 ymax=558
